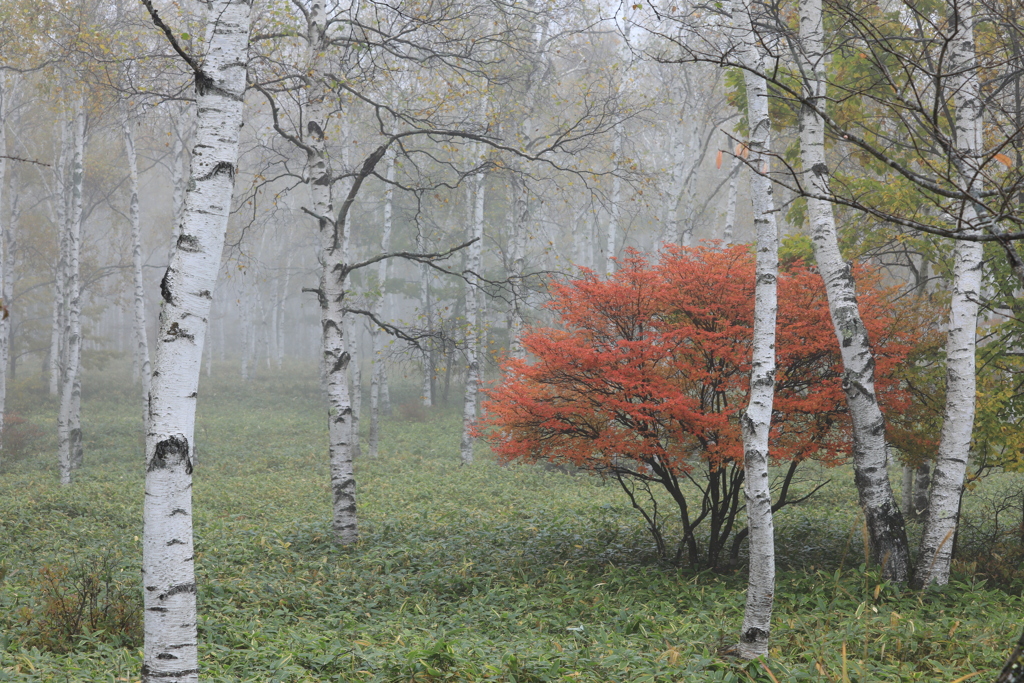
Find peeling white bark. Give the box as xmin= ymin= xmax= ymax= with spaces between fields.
xmin=722 ymin=155 xmax=740 ymax=245
xmin=49 ymin=116 xmax=72 ymax=398
xmin=369 ymin=147 xmax=395 ymax=458
xmin=460 ymin=168 xmax=485 ymax=466
xmin=417 ymin=230 xmax=433 ymax=407
xmin=57 ymin=97 xmax=85 ymax=486
xmin=914 ymin=0 xmax=984 ymax=588
xmin=141 ymin=0 xmax=250 ymax=679
xmin=124 ymin=109 xmax=152 ymax=431
xmin=798 ymin=0 xmax=909 ymax=581
xmin=607 ymin=130 xmax=622 ymax=276
xmin=733 ymin=0 xmax=777 ymax=658
xmin=0 ymin=74 xmax=7 ymax=456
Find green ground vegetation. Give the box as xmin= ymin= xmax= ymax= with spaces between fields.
xmin=0 ymin=363 xmax=1021 ymax=682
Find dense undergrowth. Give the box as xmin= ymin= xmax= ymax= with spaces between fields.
xmin=0 ymin=363 xmax=1021 ymax=681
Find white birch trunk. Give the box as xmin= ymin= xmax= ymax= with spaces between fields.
xmin=0 ymin=74 xmax=7 ymax=455
xmin=508 ymin=175 xmax=528 ymax=360
xmin=418 ymin=230 xmax=433 ymax=407
xmin=722 ymin=155 xmax=740 ymax=244
xmin=124 ymin=109 xmax=153 ymax=431
xmin=299 ymin=0 xmax=359 ymax=543
xmin=733 ymin=0 xmax=777 ymax=657
xmin=346 ymin=313 xmax=362 ymax=458
xmin=798 ymin=0 xmax=910 ymax=581
xmin=49 ymin=116 xmax=72 ymax=398
xmin=141 ymin=0 xmax=250 ymax=678
xmin=459 ymin=168 xmax=485 ymax=465
xmin=606 ymin=130 xmax=621 ymax=276
xmin=369 ymin=148 xmax=395 ymax=458
xmin=913 ymin=0 xmax=985 ymax=588
xmin=57 ymin=97 xmax=85 ymax=486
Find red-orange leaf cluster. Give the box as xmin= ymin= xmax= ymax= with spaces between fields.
xmin=481 ymin=244 xmax=923 ymax=565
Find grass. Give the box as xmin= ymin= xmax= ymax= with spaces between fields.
xmin=0 ymin=362 xmax=1020 ymax=682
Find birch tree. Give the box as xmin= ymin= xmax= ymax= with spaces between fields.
xmin=732 ymin=0 xmax=778 ymax=658
xmin=56 ymin=94 xmax=84 ymax=486
xmin=0 ymin=73 xmax=8 ymax=457
xmin=796 ymin=0 xmax=911 ymax=580
xmin=912 ymin=0 xmax=986 ymax=589
xmin=459 ymin=161 xmax=485 ymax=466
xmin=139 ymin=0 xmax=251 ymax=677
xmin=123 ymin=104 xmax=151 ymax=430
xmin=368 ymin=144 xmax=396 ymax=459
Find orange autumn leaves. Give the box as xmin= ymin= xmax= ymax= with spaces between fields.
xmin=481 ymin=244 xmax=924 ymax=476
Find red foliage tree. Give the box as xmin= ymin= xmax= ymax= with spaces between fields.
xmin=481 ymin=244 xmax=923 ymax=566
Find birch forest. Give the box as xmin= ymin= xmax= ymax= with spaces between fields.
xmin=2 ymin=0 xmax=1024 ymax=679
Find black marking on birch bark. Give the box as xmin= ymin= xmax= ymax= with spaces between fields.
xmin=149 ymin=435 xmax=191 ymax=472
xmin=157 ymin=653 xmax=178 ymax=660
xmin=198 ymin=290 xmax=212 ymax=299
xmin=195 ymin=70 xmax=214 ymax=96
xmin=141 ymin=664 xmax=200 ymax=678
xmin=160 ymin=268 xmax=173 ymax=304
xmin=189 ymin=392 xmax=198 ymax=398
xmin=167 ymin=539 xmax=186 ymax=546
xmin=147 ymin=606 xmax=169 ymax=612
xmin=741 ymin=627 xmax=769 ymax=643
xmin=194 ymin=160 xmax=236 ymax=183
xmin=146 ymin=586 xmax=158 ymax=591
xmin=165 ymin=322 xmax=195 ymax=342
xmin=158 ymin=581 xmax=197 ymax=600
xmin=176 ymin=234 xmax=201 ymax=252
xmin=331 ymin=351 xmax=351 ymax=374
xmin=811 ymin=162 xmax=829 ymax=177
xmin=168 ymin=642 xmax=195 ymax=649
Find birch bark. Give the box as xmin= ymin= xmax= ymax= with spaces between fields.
xmin=912 ymin=0 xmax=985 ymax=588
xmin=124 ymin=108 xmax=152 ymax=431
xmin=0 ymin=74 xmax=7 ymax=455
xmin=732 ymin=0 xmax=777 ymax=658
xmin=798 ymin=0 xmax=910 ymax=580
xmin=49 ymin=116 xmax=72 ymax=398
xmin=418 ymin=230 xmax=433 ymax=406
xmin=722 ymin=155 xmax=740 ymax=244
xmin=369 ymin=147 xmax=396 ymax=458
xmin=140 ymin=0 xmax=250 ymax=678
xmin=57 ymin=96 xmax=85 ymax=486
xmin=459 ymin=167 xmax=485 ymax=466
xmin=298 ymin=0 xmax=359 ymax=543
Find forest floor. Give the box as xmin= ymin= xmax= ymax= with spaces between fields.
xmin=0 ymin=363 xmax=1021 ymax=682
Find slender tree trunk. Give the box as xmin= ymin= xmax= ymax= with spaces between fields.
xmin=722 ymin=155 xmax=740 ymax=245
xmin=607 ymin=130 xmax=621 ymax=276
xmin=140 ymin=0 xmax=250 ymax=678
xmin=299 ymin=0 xmax=359 ymax=543
xmin=733 ymin=0 xmax=778 ymax=658
xmin=58 ymin=97 xmax=85 ymax=486
xmin=913 ymin=0 xmax=985 ymax=589
xmin=418 ymin=231 xmax=433 ymax=407
xmin=49 ymin=116 xmax=72 ymax=398
xmin=369 ymin=147 xmax=395 ymax=458
xmin=460 ymin=168 xmax=485 ymax=465
xmin=798 ymin=0 xmax=910 ymax=581
xmin=0 ymin=74 xmax=7 ymax=456
xmin=125 ymin=109 xmax=152 ymax=431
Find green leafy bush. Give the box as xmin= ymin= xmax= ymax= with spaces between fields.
xmin=18 ymin=549 xmax=141 ymax=654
